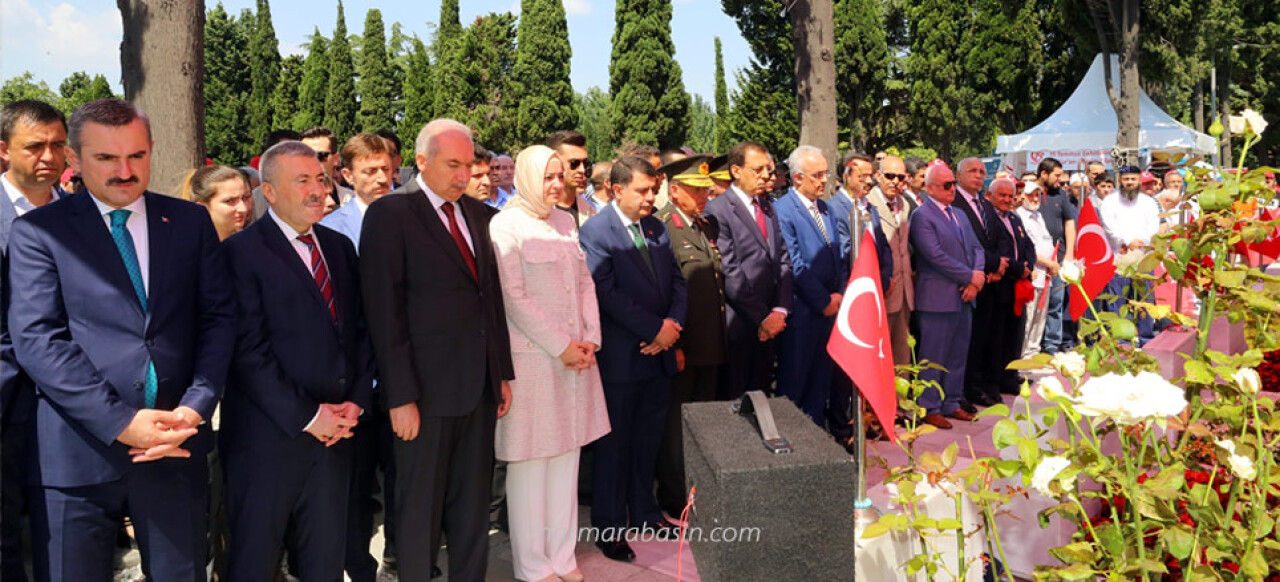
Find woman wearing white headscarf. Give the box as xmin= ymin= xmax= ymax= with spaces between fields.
xmin=490 ymin=145 xmax=610 ymax=582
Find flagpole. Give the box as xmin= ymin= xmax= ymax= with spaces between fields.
xmin=849 ymin=202 xmax=878 ymax=577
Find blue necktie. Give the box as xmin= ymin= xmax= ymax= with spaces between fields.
xmin=944 ymin=206 xmax=965 ymax=242
xmin=110 ymin=210 xmax=158 ymax=408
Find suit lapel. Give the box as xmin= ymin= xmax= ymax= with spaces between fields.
xmin=459 ymin=197 xmax=490 ymax=283
xmin=317 ymin=229 xmax=351 ymax=333
xmin=142 ymin=194 xmax=172 ymax=321
xmin=66 ymin=193 xmax=144 ymax=319
xmin=405 ymin=184 xmax=477 ymax=284
xmin=0 ymin=183 xmax=17 ymax=251
xmin=610 ymin=206 xmax=658 ymax=285
xmin=259 ymin=219 xmax=329 ymax=313
xmin=727 ymin=191 xmax=767 ymax=251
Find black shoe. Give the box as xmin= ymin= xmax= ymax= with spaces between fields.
xmin=959 ymin=401 xmax=978 ymax=414
xmin=431 ymin=565 xmax=443 ymax=578
xmin=596 ymin=540 xmax=636 ymax=562
xmin=973 ymin=393 xmax=999 ymax=407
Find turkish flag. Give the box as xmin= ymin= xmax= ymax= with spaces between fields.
xmin=827 ymin=231 xmax=897 ymax=443
xmin=1069 ymin=199 xmax=1117 ymax=320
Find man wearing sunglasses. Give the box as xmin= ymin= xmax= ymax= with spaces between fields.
xmin=547 ymin=130 xmax=597 ymax=228
xmin=909 ymin=161 xmax=985 ymax=429
xmin=867 ymin=155 xmax=914 ymax=370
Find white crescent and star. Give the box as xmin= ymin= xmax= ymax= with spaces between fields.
xmin=1076 ymin=223 xmax=1113 ymax=265
xmin=837 ymin=276 xmax=886 ymax=359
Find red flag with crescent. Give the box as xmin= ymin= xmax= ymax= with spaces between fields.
xmin=1235 ymin=207 xmax=1280 ymax=264
xmin=827 ymin=231 xmax=897 ymax=443
xmin=1069 ymin=199 xmax=1116 ymax=320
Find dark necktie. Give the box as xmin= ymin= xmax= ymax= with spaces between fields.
xmin=109 ymin=209 xmax=158 ymax=408
xmin=441 ymin=201 xmax=478 ymax=281
xmin=970 ymin=195 xmax=986 ymax=228
xmin=628 ymin=223 xmax=656 ymax=278
xmin=752 ymin=197 xmax=768 ymax=239
xmin=296 ymin=233 xmax=337 ymax=322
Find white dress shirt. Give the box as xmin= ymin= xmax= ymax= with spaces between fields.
xmin=2 ymin=173 xmax=60 ymax=216
xmin=417 ymin=175 xmax=473 ymax=251
xmin=1017 ymin=206 xmax=1055 ymax=288
xmin=1099 ymin=192 xmax=1161 ymax=249
xmin=729 ymin=185 xmax=788 ymax=316
xmin=90 ymin=193 xmax=150 ymax=294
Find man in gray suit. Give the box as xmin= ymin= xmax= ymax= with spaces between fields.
xmin=0 ymin=99 xmax=68 ymax=581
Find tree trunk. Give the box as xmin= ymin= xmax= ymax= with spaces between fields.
xmin=1114 ymin=0 xmax=1140 ymax=169
xmin=118 ymin=0 xmax=206 ymax=196
xmin=1218 ymin=55 xmax=1233 ymax=167
xmin=791 ymin=0 xmax=839 ymax=195
xmin=1193 ymin=80 xmax=1205 ymax=134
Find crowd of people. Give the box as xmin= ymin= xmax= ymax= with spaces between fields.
xmin=0 ymin=94 xmax=1275 ymax=582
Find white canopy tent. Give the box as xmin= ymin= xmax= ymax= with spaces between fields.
xmin=996 ymin=54 xmax=1215 ymax=161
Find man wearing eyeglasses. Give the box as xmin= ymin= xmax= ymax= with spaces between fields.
xmin=909 ymin=161 xmax=985 ymax=429
xmin=774 ymin=146 xmax=845 ymax=428
xmin=704 ymin=141 xmax=793 ymax=401
xmin=547 ymin=130 xmax=597 ymax=228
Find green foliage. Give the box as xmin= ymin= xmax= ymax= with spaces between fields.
xmin=294 ymin=29 xmax=330 ymax=131
xmin=686 ymin=94 xmax=716 ymax=154
xmin=510 ymin=0 xmax=577 ymax=148
xmin=204 ymin=3 xmax=252 ymax=164
xmin=324 ymin=0 xmax=358 ymax=139
xmin=434 ymin=0 xmax=462 ymax=64
xmin=713 ymin=37 xmax=730 ymax=153
xmin=434 ymin=13 xmax=519 ymax=153
xmin=431 ymin=0 xmax=464 ymax=120
xmin=574 ymin=88 xmax=613 ymax=162
xmin=833 ymin=0 xmax=890 ymax=152
xmin=247 ymin=0 xmax=282 ymax=153
xmin=57 ymin=72 xmax=115 ymax=115
xmin=608 ymin=0 xmax=690 ymax=149
xmin=719 ymin=0 xmax=796 ymax=156
xmin=270 ymin=55 xmax=304 ymax=134
xmin=357 ymin=9 xmax=396 ymax=133
xmin=0 ymin=73 xmax=58 ymax=109
xmin=399 ymin=36 xmax=434 ymax=161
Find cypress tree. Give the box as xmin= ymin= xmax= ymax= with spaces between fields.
xmin=434 ymin=0 xmax=462 ymax=63
xmin=399 ymin=36 xmax=434 ymax=160
xmin=574 ymin=88 xmax=612 ymax=162
xmin=904 ymin=0 xmax=971 ymax=160
xmin=833 ymin=0 xmax=890 ymax=151
xmin=270 ymin=55 xmax=304 ymax=132
xmin=247 ymin=0 xmax=281 ymax=151
xmin=608 ymin=0 xmax=689 ymax=149
xmin=324 ymin=0 xmax=358 ymax=139
xmin=204 ymin=3 xmax=251 ymax=164
xmin=294 ymin=29 xmax=329 ymax=131
xmin=510 ymin=0 xmax=577 ymax=147
xmin=432 ymin=0 xmax=467 ymax=123
xmin=446 ymin=13 xmax=519 ymax=153
xmin=713 ymin=37 xmax=730 ymax=153
xmin=687 ymin=94 xmax=716 ymax=153
xmin=720 ymin=0 xmax=797 ymax=155
xmin=357 ymin=9 xmax=395 ymax=132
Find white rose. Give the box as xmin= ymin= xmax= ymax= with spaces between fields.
xmin=1216 ymin=440 xmax=1257 ymax=481
xmin=1073 ymin=371 xmax=1187 ymax=426
xmin=1242 ymin=109 xmax=1269 ymax=136
xmin=1030 ymin=456 xmax=1072 ymax=496
xmin=1060 ymin=260 xmax=1082 ymax=284
xmin=1037 ymin=376 xmax=1067 ymax=401
xmin=1229 ymin=115 xmax=1247 ymax=135
xmin=1050 ymin=352 xmax=1087 ymax=381
xmin=1232 ymin=368 xmax=1261 ymax=395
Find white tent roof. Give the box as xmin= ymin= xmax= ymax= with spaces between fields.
xmin=996 ymin=54 xmax=1215 ymax=154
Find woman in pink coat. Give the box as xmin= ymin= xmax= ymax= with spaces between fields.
xmin=490 ymin=144 xmax=611 ymax=582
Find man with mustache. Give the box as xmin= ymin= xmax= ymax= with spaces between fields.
xmin=8 ymin=98 xmax=235 ymax=581
xmin=1098 ymin=165 xmax=1161 ymax=346
xmin=0 ymin=99 xmax=69 ymax=582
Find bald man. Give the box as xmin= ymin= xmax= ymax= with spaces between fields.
xmin=908 ymin=162 xmax=984 ymax=429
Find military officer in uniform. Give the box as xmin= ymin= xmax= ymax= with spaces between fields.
xmin=653 ymin=155 xmax=727 ymax=519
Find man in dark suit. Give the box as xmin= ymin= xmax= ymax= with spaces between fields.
xmin=654 ymin=155 xmax=724 ymax=519
xmin=909 ymin=161 xmax=985 ymax=429
xmin=952 ymin=157 xmax=1004 ymax=409
xmin=7 ymin=98 xmax=236 ymax=581
xmin=580 ymin=156 xmax=687 ymax=562
xmin=979 ymin=178 xmax=1036 ymax=398
xmin=0 ymin=99 xmax=68 ymax=581
xmin=220 ymin=141 xmax=374 ymax=580
xmin=703 ymin=141 xmax=793 ymax=400
xmin=360 ymin=118 xmax=513 ymax=582
xmin=773 ymin=146 xmax=845 ymax=427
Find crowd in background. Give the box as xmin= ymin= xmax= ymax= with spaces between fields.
xmin=3 ymin=95 xmax=1280 ymax=582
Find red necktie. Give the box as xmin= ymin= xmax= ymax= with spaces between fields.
xmin=296 ymin=233 xmax=337 ymax=322
xmin=441 ymin=201 xmax=478 ymax=281
xmin=752 ymin=198 xmax=768 ymax=239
